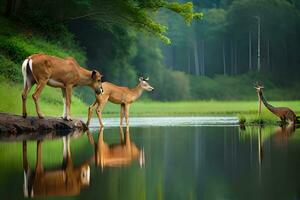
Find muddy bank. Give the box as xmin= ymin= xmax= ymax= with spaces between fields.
xmin=0 ymin=113 xmax=87 ymax=136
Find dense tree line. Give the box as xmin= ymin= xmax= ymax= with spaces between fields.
xmin=164 ymin=0 xmax=300 ymax=84
xmin=1 ymin=0 xmax=300 ymax=101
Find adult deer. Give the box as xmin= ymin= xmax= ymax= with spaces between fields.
xmin=254 ymin=83 xmax=299 ymax=124
xmin=22 ymin=136 xmax=90 ymax=197
xmin=87 ymin=127 xmax=145 ymax=168
xmin=21 ymin=53 xmax=103 ymax=120
xmin=86 ymin=77 xmax=154 ymax=127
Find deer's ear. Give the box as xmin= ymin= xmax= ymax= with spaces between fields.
xmin=91 ymin=70 xmax=97 ymax=79
xmin=139 ymin=77 xmax=144 ymax=82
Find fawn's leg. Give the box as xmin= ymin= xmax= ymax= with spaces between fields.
xmin=125 ymin=104 xmax=131 ymax=127
xmin=120 ymin=104 xmax=125 ymax=127
xmin=87 ymin=100 xmax=98 ymax=127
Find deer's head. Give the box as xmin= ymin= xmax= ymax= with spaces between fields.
xmin=139 ymin=77 xmax=154 ymax=92
xmin=91 ymin=70 xmax=104 ymax=94
xmin=254 ymin=82 xmax=264 ymax=93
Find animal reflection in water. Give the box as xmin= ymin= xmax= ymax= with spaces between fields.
xmin=22 ymin=136 xmax=90 ymax=198
xmin=88 ymin=127 xmax=145 ymax=168
xmin=253 ymin=124 xmax=297 ymax=165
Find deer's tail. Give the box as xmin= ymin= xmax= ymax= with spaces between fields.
xmin=21 ymin=58 xmax=33 ymax=88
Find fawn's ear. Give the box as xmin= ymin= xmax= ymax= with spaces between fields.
xmin=91 ymin=70 xmax=97 ymax=79
xmin=145 ymin=77 xmax=149 ymax=81
xmin=139 ymin=77 xmax=144 ymax=82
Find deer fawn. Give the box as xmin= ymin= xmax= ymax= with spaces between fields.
xmin=86 ymin=77 xmax=154 ymax=127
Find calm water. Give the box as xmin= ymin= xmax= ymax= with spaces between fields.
xmin=0 ymin=118 xmax=300 ymax=200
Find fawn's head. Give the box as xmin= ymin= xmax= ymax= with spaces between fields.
xmin=139 ymin=77 xmax=154 ymax=91
xmin=91 ymin=70 xmax=104 ymax=94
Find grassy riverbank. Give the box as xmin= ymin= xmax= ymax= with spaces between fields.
xmin=1 ymin=79 xmax=298 ymax=125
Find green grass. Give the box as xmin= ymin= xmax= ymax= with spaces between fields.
xmin=1 ymin=77 xmax=299 ymax=124
xmin=0 ymin=77 xmax=88 ymax=117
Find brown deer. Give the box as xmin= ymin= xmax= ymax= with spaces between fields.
xmin=86 ymin=77 xmax=154 ymax=127
xmin=22 ymin=136 xmax=90 ymax=197
xmin=254 ymin=84 xmax=298 ymax=124
xmin=87 ymin=127 xmax=145 ymax=168
xmin=21 ymin=53 xmax=103 ymax=120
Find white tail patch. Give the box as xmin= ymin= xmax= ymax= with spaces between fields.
xmin=21 ymin=59 xmax=29 ymax=89
xmin=21 ymin=58 xmax=33 ymax=89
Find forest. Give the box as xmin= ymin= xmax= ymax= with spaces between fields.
xmin=1 ymin=0 xmax=300 ymax=103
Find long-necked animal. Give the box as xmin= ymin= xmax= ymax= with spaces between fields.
xmin=86 ymin=77 xmax=154 ymax=127
xmin=254 ymin=84 xmax=298 ymax=124
xmin=21 ymin=53 xmax=103 ymax=120
xmin=22 ymin=136 xmax=90 ymax=197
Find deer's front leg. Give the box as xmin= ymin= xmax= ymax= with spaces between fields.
xmin=96 ymin=96 xmax=108 ymax=127
xmin=125 ymin=104 xmax=130 ymax=127
xmin=61 ymin=88 xmax=67 ymax=119
xmin=120 ymin=104 xmax=125 ymax=127
xmin=65 ymin=86 xmax=73 ymax=121
xmin=87 ymin=101 xmax=97 ymax=127
xmin=96 ymin=105 xmax=104 ymax=127
xmin=36 ymin=140 xmax=44 ymax=173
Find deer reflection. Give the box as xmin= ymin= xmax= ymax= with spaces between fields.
xmin=22 ymin=136 xmax=90 ymax=198
xmin=257 ymin=124 xmax=297 ymax=164
xmin=273 ymin=123 xmax=297 ymax=146
xmin=88 ymin=127 xmax=145 ymax=169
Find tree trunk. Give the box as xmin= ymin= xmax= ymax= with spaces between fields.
xmin=5 ymin=0 xmax=22 ymax=17
xmin=230 ymin=40 xmax=234 ymax=75
xmin=257 ymin=16 xmax=261 ymax=72
xmin=4 ymin=0 xmax=13 ymax=17
xmin=188 ymin=47 xmax=191 ymax=74
xmin=222 ymin=40 xmax=226 ymax=75
xmin=234 ymin=41 xmax=237 ymax=75
xmin=249 ymin=31 xmax=252 ymax=71
xmin=201 ymin=40 xmax=205 ymax=75
xmin=194 ymin=40 xmax=200 ymax=76
xmin=267 ymin=39 xmax=270 ymax=70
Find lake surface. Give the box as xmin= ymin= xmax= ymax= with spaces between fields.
xmin=0 ymin=117 xmax=300 ymax=200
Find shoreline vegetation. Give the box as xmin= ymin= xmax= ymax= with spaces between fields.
xmin=0 ymin=14 xmax=299 ymax=126
xmin=0 ymin=79 xmax=298 ymax=125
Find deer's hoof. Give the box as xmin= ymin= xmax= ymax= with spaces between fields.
xmin=63 ymin=116 xmax=72 ymax=121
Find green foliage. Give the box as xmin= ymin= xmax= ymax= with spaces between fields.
xmin=0 ymin=54 xmax=21 ymax=82
xmin=0 ymin=76 xmax=88 ymax=116
xmin=0 ymin=16 xmax=86 ymax=82
xmin=189 ymin=72 xmax=300 ymax=100
xmin=160 ymin=70 xmax=190 ymax=101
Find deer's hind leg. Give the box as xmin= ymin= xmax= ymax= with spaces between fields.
xmin=22 ymin=80 xmax=35 ymax=118
xmin=96 ymin=96 xmax=108 ymax=127
xmin=32 ymin=80 xmax=47 ymax=119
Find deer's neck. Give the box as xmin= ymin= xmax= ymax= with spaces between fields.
xmin=130 ymin=84 xmax=144 ymax=102
xmin=259 ymin=91 xmax=275 ymax=112
xmin=78 ymin=67 xmax=93 ymax=86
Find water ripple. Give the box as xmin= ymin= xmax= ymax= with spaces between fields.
xmin=86 ymin=116 xmax=239 ymax=128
